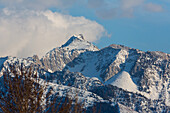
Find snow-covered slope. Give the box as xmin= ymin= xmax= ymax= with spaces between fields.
xmin=66 ymin=47 xmax=120 ymax=81
xmin=117 ymin=103 xmax=138 ymax=113
xmin=65 ymin=46 xmax=139 ymax=82
xmin=45 ymin=81 xmax=106 ymax=108
xmin=105 ymin=71 xmax=138 ymax=92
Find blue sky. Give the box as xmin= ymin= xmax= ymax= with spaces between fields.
xmin=68 ymin=0 xmax=170 ymax=53
xmin=0 ymin=0 xmax=169 ymax=57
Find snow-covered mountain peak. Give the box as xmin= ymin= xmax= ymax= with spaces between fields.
xmin=41 ymin=34 xmax=99 ymax=72
xmin=63 ymin=34 xmax=85 ymax=47
xmin=73 ymin=34 xmax=85 ymax=40
xmin=61 ymin=34 xmax=99 ymax=51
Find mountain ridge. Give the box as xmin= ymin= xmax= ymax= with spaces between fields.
xmin=0 ymin=34 xmax=169 ymax=113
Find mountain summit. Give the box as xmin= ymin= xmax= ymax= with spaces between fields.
xmin=61 ymin=34 xmax=99 ymax=51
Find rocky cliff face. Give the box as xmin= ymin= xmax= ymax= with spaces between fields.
xmin=0 ymin=34 xmax=169 ymax=113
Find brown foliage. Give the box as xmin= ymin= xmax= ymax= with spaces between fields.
xmin=0 ymin=65 xmax=85 ymax=113
xmin=0 ymin=65 xmax=45 ymax=113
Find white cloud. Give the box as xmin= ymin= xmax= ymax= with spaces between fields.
xmin=96 ymin=8 xmax=117 ymax=19
xmin=87 ymin=0 xmax=164 ymax=19
xmin=0 ymin=0 xmax=165 ymax=19
xmin=120 ymin=0 xmax=144 ymax=17
xmin=0 ymin=0 xmax=77 ymax=10
xmin=145 ymin=3 xmax=163 ymax=12
xmin=88 ymin=0 xmax=106 ymax=8
xmin=121 ymin=0 xmax=144 ymax=9
xmin=0 ymin=9 xmax=107 ymax=57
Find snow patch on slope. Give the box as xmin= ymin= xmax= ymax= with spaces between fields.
xmin=118 ymin=103 xmax=138 ymax=113
xmin=105 ymin=71 xmax=138 ymax=92
xmin=104 ymin=70 xmax=167 ymax=101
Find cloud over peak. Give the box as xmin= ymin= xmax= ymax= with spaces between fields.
xmin=0 ymin=9 xmax=107 ymax=57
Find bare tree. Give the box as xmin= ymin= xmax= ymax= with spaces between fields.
xmin=0 ymin=65 xmax=45 ymax=113
xmin=0 ymin=64 xmax=85 ymax=113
